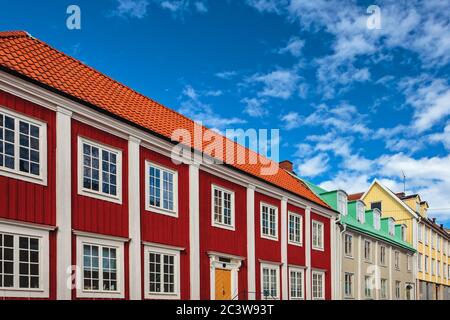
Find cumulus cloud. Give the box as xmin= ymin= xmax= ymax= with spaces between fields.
xmin=113 ymin=0 xmax=150 ymax=19
xmin=247 ymin=69 xmax=300 ymax=100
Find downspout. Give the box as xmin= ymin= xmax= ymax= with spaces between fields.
xmin=335 ymin=212 xmax=346 ymax=300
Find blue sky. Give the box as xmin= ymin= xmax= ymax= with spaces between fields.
xmin=1 ymin=0 xmax=450 ymax=225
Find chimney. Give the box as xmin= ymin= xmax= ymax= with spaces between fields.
xmin=440 ymin=224 xmax=444 ymax=229
xmin=432 ymin=218 xmax=436 ymax=223
xmin=279 ymin=160 xmax=293 ymax=173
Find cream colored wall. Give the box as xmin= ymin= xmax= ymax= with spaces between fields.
xmin=362 ymin=183 xmax=414 ymax=245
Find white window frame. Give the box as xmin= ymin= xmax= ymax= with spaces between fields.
xmin=380 ymin=278 xmax=387 ymax=299
xmin=344 ymin=233 xmax=353 ymax=258
xmin=425 ymin=255 xmax=429 ymax=273
xmin=418 ymin=253 xmax=423 ymax=272
xmin=260 ymin=203 xmax=278 ymax=241
xmin=288 ymin=267 xmax=304 ymax=300
xmin=211 ymin=185 xmax=235 ymax=230
xmin=364 ymin=276 xmax=372 ymax=298
xmin=76 ymin=235 xmax=125 ymax=299
xmin=425 ymin=228 xmax=429 ymax=246
xmin=144 ymin=245 xmax=181 ymax=300
xmin=0 ymin=223 xmax=49 ymax=298
xmin=145 ymin=161 xmax=179 ymax=217
xmin=432 ymin=258 xmax=436 ymax=275
xmin=337 ymin=191 xmax=347 ymax=216
xmin=77 ymin=137 xmax=122 ymax=204
xmin=260 ymin=263 xmax=280 ymax=300
xmin=312 ymin=220 xmax=324 ymax=251
xmin=394 ymin=251 xmax=400 ymax=270
xmin=288 ymin=212 xmax=303 ymax=246
xmin=311 ymin=270 xmax=325 ymax=300
xmin=395 ymin=281 xmax=401 ymax=299
xmin=388 ymin=219 xmax=395 ymax=236
xmin=401 ymin=225 xmax=407 ymax=242
xmin=344 ymin=272 xmax=353 ymax=298
xmin=0 ymin=106 xmax=47 ymax=185
xmin=373 ymin=209 xmax=381 ymax=230
xmin=418 ymin=224 xmax=423 ymax=242
xmin=407 ymin=255 xmax=412 ymax=272
xmin=380 ymin=245 xmax=386 ymax=266
xmin=356 ymin=201 xmax=365 ymax=224
xmin=364 ymin=240 xmax=371 ymax=262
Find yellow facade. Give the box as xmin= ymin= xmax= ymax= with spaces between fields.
xmin=362 ymin=181 xmax=450 ymax=295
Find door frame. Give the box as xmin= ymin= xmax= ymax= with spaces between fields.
xmin=208 ymin=252 xmax=243 ymax=300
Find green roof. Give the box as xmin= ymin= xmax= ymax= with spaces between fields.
xmin=301 ymin=179 xmax=415 ymax=252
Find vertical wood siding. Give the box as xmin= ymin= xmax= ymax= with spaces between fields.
xmin=139 ymin=147 xmax=190 ymax=299
xmin=198 ymin=171 xmax=247 ymax=300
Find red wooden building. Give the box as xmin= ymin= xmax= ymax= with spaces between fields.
xmin=0 ymin=31 xmax=336 ymax=300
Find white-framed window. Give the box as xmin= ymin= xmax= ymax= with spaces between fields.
xmin=211 ymin=185 xmax=235 ymax=230
xmin=76 ymin=235 xmax=124 ymax=298
xmin=432 ymin=232 xmax=436 ymax=249
xmin=407 ymin=255 xmax=412 ymax=272
xmin=0 ymin=107 xmax=47 ymax=185
xmin=289 ymin=267 xmax=304 ymax=300
xmin=145 ymin=161 xmax=178 ymax=217
xmin=144 ymin=245 xmax=181 ymax=300
xmin=344 ymin=233 xmax=353 ymax=257
xmin=425 ymin=228 xmax=430 ymax=245
xmin=418 ymin=253 xmax=423 ymax=271
xmin=380 ymin=279 xmax=387 ymax=299
xmin=0 ymin=223 xmax=49 ymax=298
xmin=437 ymin=260 xmax=440 ymax=277
xmin=288 ymin=212 xmax=302 ymax=246
xmin=418 ymin=224 xmax=423 ymax=242
xmin=78 ymin=137 xmax=122 ymax=204
xmin=364 ymin=276 xmax=372 ymax=298
xmin=380 ymin=245 xmax=386 ymax=265
xmin=356 ymin=201 xmax=365 ymax=224
xmin=425 ymin=255 xmax=429 ymax=273
xmin=444 ymin=263 xmax=447 ymax=279
xmin=395 ymin=281 xmax=401 ymax=299
xmin=370 ymin=201 xmax=382 ymax=211
xmin=260 ymin=203 xmax=278 ymax=241
xmin=394 ymin=251 xmax=400 ymax=270
xmin=388 ymin=219 xmax=395 ymax=236
xmin=344 ymin=273 xmax=353 ymax=298
xmin=311 ymin=271 xmax=325 ymax=300
xmin=432 ymin=258 xmax=436 ymax=275
xmin=364 ymin=240 xmax=371 ymax=262
xmin=401 ymin=225 xmax=407 ymax=241
xmin=373 ymin=209 xmax=381 ymax=230
xmin=337 ymin=191 xmax=347 ymax=216
xmin=261 ymin=263 xmax=280 ymax=300
xmin=312 ymin=220 xmax=324 ymax=251
xmin=437 ymin=236 xmax=441 ymax=252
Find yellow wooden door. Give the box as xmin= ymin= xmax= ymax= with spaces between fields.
xmin=215 ymin=269 xmax=231 ymax=300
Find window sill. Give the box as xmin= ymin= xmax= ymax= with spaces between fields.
xmin=145 ymin=206 xmax=178 ymax=218
xmin=212 ymin=222 xmax=235 ymax=231
xmin=145 ymin=293 xmax=180 ymax=300
xmin=0 ymin=168 xmax=47 ymax=186
xmin=76 ymin=289 xmax=124 ymax=299
xmin=0 ymin=287 xmax=48 ymax=298
xmin=312 ymin=246 xmax=324 ymax=252
xmin=261 ymin=234 xmax=279 ymax=242
xmin=78 ymin=188 xmax=122 ymax=204
xmin=288 ymin=241 xmax=303 ymax=247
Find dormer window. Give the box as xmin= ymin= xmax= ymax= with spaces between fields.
xmin=373 ymin=209 xmax=381 ymax=230
xmin=389 ymin=219 xmax=395 ymax=236
xmin=401 ymin=225 xmax=407 ymax=241
xmin=356 ymin=201 xmax=365 ymax=224
xmin=337 ymin=191 xmax=347 ymax=216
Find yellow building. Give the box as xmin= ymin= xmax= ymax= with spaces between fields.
xmin=350 ymin=179 xmax=450 ymax=300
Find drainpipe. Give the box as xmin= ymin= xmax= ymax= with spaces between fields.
xmin=335 ymin=213 xmax=346 ymax=300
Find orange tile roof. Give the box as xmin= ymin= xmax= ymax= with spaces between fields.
xmin=0 ymin=31 xmax=330 ymax=210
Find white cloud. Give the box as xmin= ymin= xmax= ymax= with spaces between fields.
xmin=278 ymin=37 xmax=305 ymax=57
xmin=429 ymin=122 xmax=450 ymax=150
xmin=400 ymin=75 xmax=450 ymax=133
xmin=241 ymin=97 xmax=268 ymax=118
xmin=178 ymin=85 xmax=246 ymax=130
xmin=248 ymin=69 xmax=300 ymax=99
xmin=215 ymin=71 xmax=237 ymax=80
xmin=246 ymin=0 xmax=286 ymax=14
xmin=296 ymin=153 xmax=329 ymax=177
xmin=280 ymin=111 xmax=301 ymax=130
xmin=113 ymin=0 xmax=149 ymax=19
xmin=160 ymin=0 xmax=189 ymax=12
xmin=194 ymin=1 xmax=208 ymax=13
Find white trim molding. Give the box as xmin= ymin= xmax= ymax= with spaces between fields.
xmin=75 ymin=235 xmax=125 ymax=299
xmin=305 ymin=206 xmax=311 ymax=300
xmin=288 ymin=266 xmax=305 ymax=300
xmin=246 ymin=184 xmax=256 ymax=300
xmin=211 ymin=184 xmax=235 ymax=231
xmin=260 ymin=202 xmax=279 ymax=241
xmin=208 ymin=253 xmax=243 ymax=300
xmin=56 ymin=106 xmax=72 ymax=300
xmin=77 ymin=136 xmax=123 ymax=204
xmin=0 ymin=222 xmax=50 ymax=298
xmin=128 ymin=136 xmax=141 ymax=300
xmin=0 ymin=105 xmax=48 ymax=185
xmin=260 ymin=262 xmax=280 ymax=300
xmin=189 ymin=162 xmax=200 ymax=299
xmin=144 ymin=244 xmax=181 ymax=300
xmin=144 ymin=160 xmax=179 ymax=217
xmin=280 ymin=197 xmax=288 ymax=300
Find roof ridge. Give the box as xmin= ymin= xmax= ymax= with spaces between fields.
xmin=0 ymin=30 xmax=30 ymax=38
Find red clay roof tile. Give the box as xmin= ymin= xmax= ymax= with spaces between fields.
xmin=0 ymin=31 xmax=330 ymax=209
